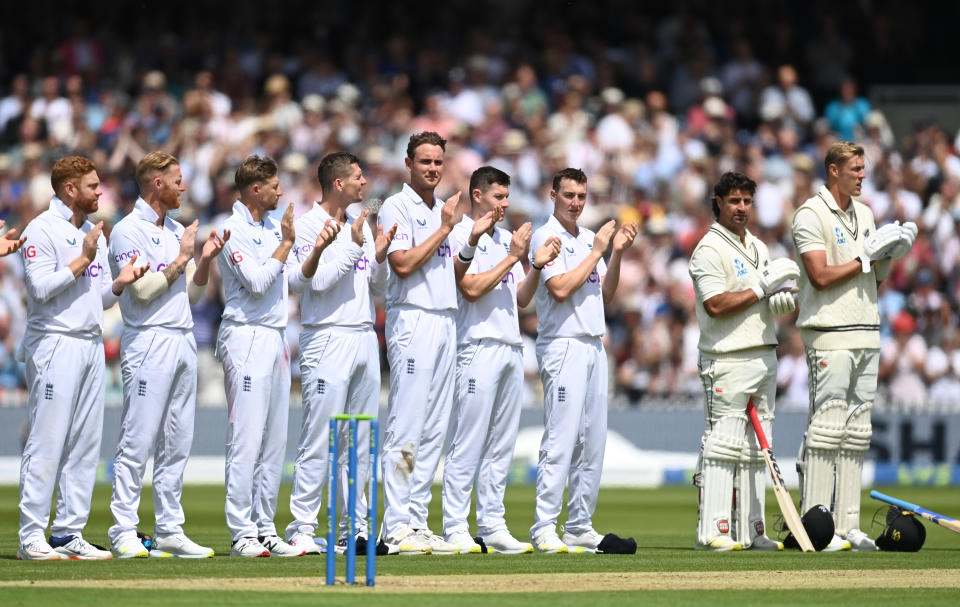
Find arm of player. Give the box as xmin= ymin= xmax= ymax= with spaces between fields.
xmin=458 ymin=219 xmax=529 ymax=302
xmin=690 ymin=244 xmax=760 ymax=318
xmin=601 ymin=221 xmax=638 ymax=301
xmin=387 ymin=191 xmax=461 ymax=279
xmin=24 ymin=220 xmax=105 ymax=304
xmin=270 ymin=203 xmax=296 ymax=264
xmin=190 ymin=228 xmax=230 ymax=302
xmin=0 ymin=220 xmax=26 ymax=256
xmin=368 ymin=220 xmax=396 ymax=297
xmin=454 ymin=209 xmax=498 ymax=283
xmin=545 ymin=220 xmax=615 ymax=303
xmin=792 ymin=208 xmax=860 ymax=290
xmin=107 ymin=253 xmax=150 ymax=306
xmin=220 ymin=220 xmax=289 ymax=297
xmin=517 ymin=234 xmax=561 ymax=308
xmin=298 ymin=222 xmax=361 ymax=293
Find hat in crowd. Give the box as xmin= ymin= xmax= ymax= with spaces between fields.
xmin=891 ymin=310 xmax=917 ymax=334
xmin=264 ymin=74 xmax=290 ymax=96
xmin=601 ymin=86 xmax=625 ymax=106
xmin=143 ymin=70 xmax=167 ymax=90
xmin=699 ymin=76 xmax=724 ymax=97
xmin=499 ymin=129 xmax=528 ymax=154
xmin=703 ymin=96 xmax=728 ymax=120
xmin=301 ymin=94 xmax=325 ymax=113
xmin=875 ymin=506 xmax=925 ymax=552
xmin=784 ymin=504 xmax=834 ymax=551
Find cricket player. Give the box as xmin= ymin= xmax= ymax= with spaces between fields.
xmin=689 ymin=171 xmax=799 ymax=552
xmin=17 ymin=156 xmax=147 ymax=560
xmin=441 ymin=166 xmax=561 ymax=554
xmin=217 ymin=155 xmax=304 ymax=557
xmin=528 ymin=168 xmax=638 ymax=553
xmin=107 ymin=151 xmax=227 ymax=559
xmin=792 ymin=141 xmax=916 ymax=551
xmin=377 ymin=131 xmax=465 ymax=555
xmin=284 ymin=152 xmax=396 ymax=554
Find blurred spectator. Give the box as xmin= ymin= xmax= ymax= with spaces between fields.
xmin=824 ymin=76 xmax=871 ymax=141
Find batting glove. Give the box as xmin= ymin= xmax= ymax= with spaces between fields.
xmin=751 ymin=258 xmax=800 ymax=299
xmin=768 ymin=290 xmax=796 ymax=315
xmin=861 ymin=222 xmax=902 ymax=271
xmin=890 ymin=221 xmax=918 ymax=260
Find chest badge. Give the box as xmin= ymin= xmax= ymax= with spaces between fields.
xmin=66 ymin=238 xmax=77 ymax=246
xmin=835 ymin=226 xmax=847 ymax=245
xmin=253 ymin=238 xmax=262 ymax=245
xmin=151 ymin=237 xmax=160 ymax=246
xmin=734 ymin=258 xmax=748 ymax=277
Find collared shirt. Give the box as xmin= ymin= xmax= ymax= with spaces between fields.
xmin=377 ymin=183 xmax=457 ymax=311
xmin=449 ymin=217 xmax=524 ymax=346
xmin=688 ymin=222 xmax=777 ymax=353
xmin=290 ymin=203 xmax=386 ymax=328
xmin=530 ymin=214 xmax=607 ymax=339
xmin=20 ymin=197 xmax=116 ymax=335
xmin=217 ymin=200 xmax=289 ymax=328
xmin=109 ymin=197 xmax=192 ymax=330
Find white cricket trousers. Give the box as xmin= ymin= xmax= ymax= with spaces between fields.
xmin=531 ymin=336 xmax=608 ymax=540
xmin=109 ymin=328 xmax=197 ymax=544
xmin=219 ymin=323 xmax=291 ymax=541
xmin=442 ymin=339 xmax=524 ymax=537
xmin=19 ymin=331 xmax=104 ymax=545
xmin=286 ymin=325 xmax=379 ymax=541
xmin=382 ymin=306 xmax=456 ymax=539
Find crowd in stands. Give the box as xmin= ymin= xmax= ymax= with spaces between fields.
xmin=1 ymin=1 xmax=959 ymax=411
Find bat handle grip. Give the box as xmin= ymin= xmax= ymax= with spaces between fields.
xmin=747 ymin=398 xmax=771 ymax=451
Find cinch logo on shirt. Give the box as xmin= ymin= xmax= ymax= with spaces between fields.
xmin=834 ymin=226 xmax=847 ymax=245
xmin=394 ymin=232 xmax=410 ymax=241
xmin=437 ymin=243 xmax=451 ymax=257
xmin=295 ymin=244 xmax=314 ymax=257
xmin=733 ymin=258 xmax=748 ymax=277
xmin=82 ymin=263 xmax=103 ymax=278
xmin=502 ymin=271 xmax=515 ymax=284
xmin=355 ymin=257 xmax=370 ymax=271
xmin=587 ymin=269 xmax=600 ymax=283
xmin=115 ymin=249 xmax=142 ymax=263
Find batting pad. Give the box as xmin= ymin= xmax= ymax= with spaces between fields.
xmin=800 ymin=399 xmax=845 ymax=513
xmin=835 ymin=402 xmax=872 ymax=536
xmin=697 ymin=457 xmax=737 ymax=546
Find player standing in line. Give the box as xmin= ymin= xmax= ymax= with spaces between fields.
xmin=17 ymin=156 xmax=146 ymax=560
xmin=107 ymin=151 xmax=227 ymax=559
xmin=792 ymin=142 xmax=916 ymax=551
xmin=528 ymin=168 xmax=638 ymax=553
xmin=688 ymin=171 xmax=799 ymax=552
xmin=441 ymin=166 xmax=561 ymax=554
xmin=376 ymin=131 xmax=472 ymax=555
xmin=284 ymin=152 xmax=396 ymax=553
xmin=217 ymin=155 xmax=304 ymax=557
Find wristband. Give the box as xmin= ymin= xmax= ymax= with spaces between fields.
xmin=457 ymin=252 xmax=474 ymax=264
xmin=531 ymin=260 xmax=544 ymax=271
xmin=750 ymin=285 xmax=764 ymax=300
xmin=458 ymin=243 xmax=476 ymax=259
xmin=858 ymin=255 xmax=870 ymax=274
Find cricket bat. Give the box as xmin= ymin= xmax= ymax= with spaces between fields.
xmin=870 ymin=490 xmax=960 ymax=534
xmin=747 ymin=399 xmax=815 ymax=552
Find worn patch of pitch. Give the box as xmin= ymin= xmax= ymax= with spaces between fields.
xmin=4 ymin=569 xmax=960 ymax=593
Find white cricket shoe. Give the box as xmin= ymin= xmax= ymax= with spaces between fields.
xmin=289 ymin=532 xmax=321 ymax=555
xmin=696 ymin=536 xmax=743 ymax=551
xmin=415 ymin=529 xmax=459 ymax=554
xmin=562 ymin=528 xmax=604 ymax=553
xmin=822 ymin=534 xmax=852 ymax=552
xmin=152 ymin=533 xmax=214 ymax=558
xmin=746 ymin=535 xmax=784 ymax=551
xmin=445 ymin=531 xmax=482 ymax=554
xmin=846 ymin=529 xmax=877 ymax=552
xmin=17 ymin=539 xmax=63 ymax=561
xmin=532 ymin=531 xmax=570 ymax=554
xmin=260 ymin=535 xmax=306 ymax=557
xmin=482 ymin=529 xmax=534 ymax=554
xmin=49 ymin=535 xmax=113 ymax=560
xmin=383 ymin=528 xmax=431 ymax=555
xmin=112 ymin=535 xmax=149 ymax=559
xmin=231 ymin=536 xmax=270 ymax=557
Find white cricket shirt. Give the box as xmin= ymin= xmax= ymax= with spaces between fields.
xmin=377 ymin=183 xmax=457 ymax=311
xmin=290 ymin=203 xmax=386 ymax=328
xmin=109 ymin=198 xmax=192 ymax=330
xmin=531 ymin=214 xmax=607 ymax=339
xmin=449 ymin=217 xmax=524 ymax=346
xmin=217 ymin=200 xmax=289 ymax=328
xmin=20 ymin=197 xmax=117 ymax=336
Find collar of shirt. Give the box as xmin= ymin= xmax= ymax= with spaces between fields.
xmin=400 ymin=182 xmax=440 ymax=208
xmin=132 ymin=197 xmax=161 ymax=224
xmin=711 ymin=221 xmax=755 ymax=252
xmin=233 ymin=200 xmax=263 ymax=226
xmin=817 ymin=185 xmax=855 ymax=219
xmin=49 ymin=196 xmax=75 ymax=222
xmin=546 ymin=214 xmax=579 ymax=239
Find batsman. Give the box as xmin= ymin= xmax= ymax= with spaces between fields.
xmin=689 ymin=172 xmax=799 ymax=551
xmin=791 ymin=142 xmax=916 ymax=551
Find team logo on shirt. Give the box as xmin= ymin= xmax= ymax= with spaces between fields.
xmin=733 ymin=258 xmax=748 ymax=278
xmin=253 ymin=238 xmax=262 ymax=245
xmin=242 ymin=375 xmax=252 ymax=392
xmin=66 ymin=238 xmax=77 ymax=246
xmin=834 ymin=226 xmax=847 ymax=245
xmin=151 ymin=237 xmax=160 ymax=246
xmin=557 ymin=386 xmax=566 ymax=402
xmin=317 ymin=378 xmax=326 ymax=395
xmin=44 ymin=383 xmax=54 ymax=400
xmin=138 ymin=379 xmax=147 ymax=397
xmin=565 ymin=246 xmax=575 ymax=254
xmin=467 ymin=378 xmax=476 ymax=394
xmin=478 ymin=245 xmax=487 ymax=252
xmin=406 ymin=358 xmax=415 ymax=374
xmin=415 ymin=218 xmax=427 ymax=228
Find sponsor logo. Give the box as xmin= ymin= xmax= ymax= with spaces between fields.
xmin=558 ymin=386 xmax=566 ymax=403
xmin=717 ymin=519 xmax=730 ymax=534
xmin=504 ymin=243 xmax=510 ymax=252
xmin=44 ymin=383 xmax=54 ymax=400
xmin=231 ymin=251 xmax=243 ymax=264
xmin=296 ymin=244 xmax=314 ymax=257
xmin=274 ymin=231 xmax=281 ymax=241
xmin=835 ymin=226 xmax=847 ymax=245
xmin=253 ymin=238 xmax=262 ymax=245
xmin=355 ymin=257 xmax=370 ymax=271
xmin=82 ymin=263 xmax=103 ymax=278
xmin=587 ymin=269 xmax=600 ymax=283
xmin=415 ymin=218 xmax=427 ymax=227
xmin=819 ymin=361 xmax=828 ymax=368
xmin=317 ymin=378 xmax=325 ymax=395
xmin=114 ymin=249 xmax=142 ymax=263
xmin=151 ymin=237 xmax=160 ymax=246
xmin=406 ymin=358 xmax=415 ymax=374
xmin=715 ymin=387 xmax=723 ymax=393
xmin=242 ymin=375 xmax=252 ymax=392
xmin=467 ymin=378 xmax=476 ymax=394
xmin=734 ymin=258 xmax=748 ymax=277
xmin=156 ymin=263 xmax=168 ymax=271
xmin=478 ymin=245 xmax=487 ymax=253
xmin=502 ymin=271 xmax=515 ymax=284
xmin=66 ymin=238 xmax=77 ymax=246
xmin=138 ymin=379 xmax=147 ymax=397
xmin=437 ymin=243 xmax=451 ymax=258
xmin=24 ymin=245 xmax=37 ymax=258
xmin=565 ymin=246 xmax=574 ymax=254
xmin=395 ymin=232 xmax=410 ymax=241
xmin=754 ymin=521 xmax=765 ymax=536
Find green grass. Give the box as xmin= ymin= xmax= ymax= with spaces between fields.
xmin=1 ymin=484 xmax=959 ymax=605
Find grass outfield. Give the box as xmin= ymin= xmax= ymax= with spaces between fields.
xmin=1 ymin=484 xmax=959 ymax=606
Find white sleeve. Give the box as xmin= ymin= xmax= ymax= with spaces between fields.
xmin=689 ymin=245 xmax=727 ymax=301
xmin=220 ymin=231 xmax=284 ymax=296
xmin=21 ymin=225 xmax=75 ymax=304
xmin=792 ymin=208 xmax=826 ymax=254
